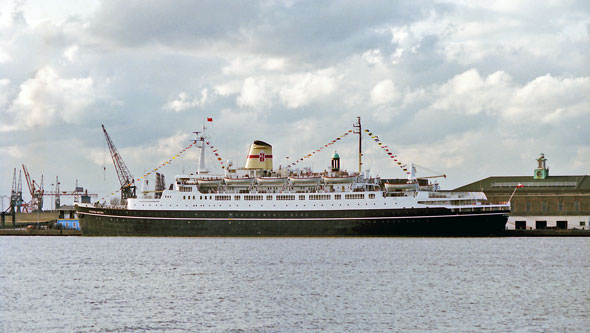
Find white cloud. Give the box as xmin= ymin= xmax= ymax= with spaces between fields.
xmin=22 ymin=0 xmax=100 ymax=27
xmin=361 ymin=49 xmax=384 ymax=66
xmin=389 ymin=26 xmax=420 ymax=62
xmin=370 ymin=79 xmax=398 ymax=105
xmin=228 ymin=69 xmax=339 ymax=109
xmin=263 ymin=57 xmax=286 ymax=71
xmin=214 ymin=80 xmax=242 ymax=97
xmin=399 ymin=132 xmax=483 ymax=171
xmin=0 ymin=0 xmax=18 ymax=30
xmin=222 ymin=56 xmax=287 ymax=75
xmin=423 ymin=69 xmax=589 ymax=123
xmin=431 ymin=69 xmax=513 ymax=115
xmin=63 ymin=44 xmax=79 ymax=62
xmin=0 ymin=78 xmax=10 ymax=106
xmin=504 ymin=74 xmax=590 ymax=123
xmin=163 ymin=88 xmax=209 ymax=112
xmin=383 ymin=2 xmax=589 ymax=72
xmin=218 ymin=107 xmax=263 ymax=127
xmin=279 ymin=69 xmax=337 ymax=108
xmin=237 ymin=77 xmax=270 ymax=108
xmin=1 ymin=66 xmax=96 ymax=131
xmin=572 ymin=146 xmax=590 ymax=170
xmin=0 ymin=145 xmax=23 ymax=159
xmin=0 ymin=50 xmax=10 ymax=63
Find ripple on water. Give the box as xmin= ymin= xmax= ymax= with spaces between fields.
xmin=0 ymin=237 xmax=589 ymax=332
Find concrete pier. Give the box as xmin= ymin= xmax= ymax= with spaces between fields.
xmin=0 ymin=229 xmax=82 ymax=236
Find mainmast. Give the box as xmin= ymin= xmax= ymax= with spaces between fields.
xmin=193 ymin=124 xmax=208 ymax=174
xmin=353 ymin=116 xmax=362 ymax=174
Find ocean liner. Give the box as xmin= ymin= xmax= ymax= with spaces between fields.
xmin=76 ymin=119 xmax=509 ymax=236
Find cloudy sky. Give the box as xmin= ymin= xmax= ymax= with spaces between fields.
xmin=1 ymin=0 xmax=589 ymax=207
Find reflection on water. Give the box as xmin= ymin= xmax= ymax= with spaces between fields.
xmin=1 ymin=237 xmax=589 ymax=332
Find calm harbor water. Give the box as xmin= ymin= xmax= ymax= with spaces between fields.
xmin=1 ymin=237 xmax=588 ymax=332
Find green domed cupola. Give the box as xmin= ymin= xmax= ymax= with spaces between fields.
xmin=331 ymin=151 xmax=340 ymax=172
xmin=534 ymin=153 xmax=549 ymax=179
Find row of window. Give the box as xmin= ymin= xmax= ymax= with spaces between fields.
xmin=276 ymin=195 xmax=296 ymax=200
xmin=181 ymin=193 xmax=376 ymax=201
xmin=524 ymin=200 xmax=582 ymax=212
xmin=309 ymin=194 xmax=331 ymax=200
xmin=345 ymin=194 xmax=365 ymax=200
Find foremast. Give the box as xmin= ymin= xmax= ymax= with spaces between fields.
xmin=193 ymin=124 xmax=208 ymax=175
xmin=353 ymin=116 xmax=362 ymax=174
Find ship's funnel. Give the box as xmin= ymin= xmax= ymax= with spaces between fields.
xmin=245 ymin=140 xmax=273 ymax=170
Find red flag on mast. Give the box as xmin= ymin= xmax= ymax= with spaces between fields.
xmin=207 ymin=117 xmax=213 ymax=122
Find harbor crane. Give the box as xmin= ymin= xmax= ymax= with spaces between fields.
xmin=1 ymin=169 xmax=21 ymax=226
xmin=43 ymin=177 xmax=98 ymax=209
xmin=6 ymin=166 xmax=99 ymax=214
xmin=22 ymin=164 xmax=44 ymax=211
xmin=5 ymin=168 xmax=23 ymax=214
xmin=102 ymin=125 xmax=137 ymax=200
xmin=16 ymin=169 xmax=23 ymax=211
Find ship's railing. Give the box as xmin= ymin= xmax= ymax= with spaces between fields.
xmin=450 ymin=205 xmax=509 ymax=213
xmin=418 ymin=199 xmax=483 ymax=205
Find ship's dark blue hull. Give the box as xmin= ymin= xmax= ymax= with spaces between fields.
xmin=76 ymin=206 xmax=509 ymax=236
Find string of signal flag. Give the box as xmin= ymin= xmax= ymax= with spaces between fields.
xmin=205 ymin=140 xmax=226 ymax=170
xmin=363 ymin=128 xmax=410 ymax=175
xmin=286 ymin=130 xmax=353 ymax=167
xmin=285 ymin=127 xmax=409 ymax=176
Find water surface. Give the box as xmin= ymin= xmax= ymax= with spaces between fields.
xmin=1 ymin=237 xmax=588 ymax=332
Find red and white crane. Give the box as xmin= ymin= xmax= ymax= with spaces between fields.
xmin=102 ymin=125 xmax=137 ymax=200
xmin=22 ymin=164 xmax=44 ymax=212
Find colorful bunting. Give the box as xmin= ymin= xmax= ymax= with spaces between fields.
xmin=204 ymin=140 xmax=226 ymax=170
xmin=364 ymin=128 xmax=410 ymax=175
xmin=287 ymin=130 xmax=352 ymax=168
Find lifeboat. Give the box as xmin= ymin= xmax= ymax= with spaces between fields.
xmin=224 ymin=177 xmax=255 ymax=187
xmin=197 ymin=178 xmax=223 ymax=187
xmin=384 ymin=182 xmax=418 ymax=192
xmin=289 ymin=176 xmax=321 ymax=186
xmin=322 ymin=175 xmax=355 ymax=184
xmin=256 ymin=177 xmax=288 ymax=186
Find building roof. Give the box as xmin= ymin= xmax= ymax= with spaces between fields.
xmin=453 ymin=175 xmax=590 ymax=193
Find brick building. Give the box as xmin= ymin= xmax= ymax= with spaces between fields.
xmin=453 ymin=154 xmax=589 ymax=230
